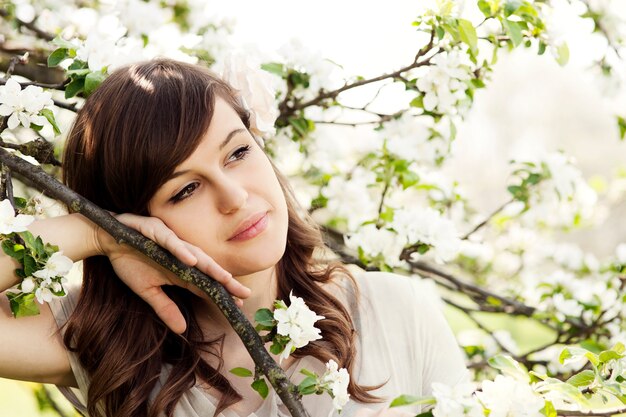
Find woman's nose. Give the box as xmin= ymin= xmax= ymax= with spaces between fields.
xmin=214 ymin=176 xmax=248 ymax=214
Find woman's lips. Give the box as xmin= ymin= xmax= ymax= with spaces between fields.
xmin=228 ymin=212 xmax=269 ymax=241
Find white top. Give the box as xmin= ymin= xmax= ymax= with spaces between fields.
xmin=49 ymin=270 xmax=470 ymax=417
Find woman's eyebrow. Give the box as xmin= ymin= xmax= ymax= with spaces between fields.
xmin=219 ymin=128 xmax=247 ymax=150
xmin=165 ymin=128 xmax=248 ymax=184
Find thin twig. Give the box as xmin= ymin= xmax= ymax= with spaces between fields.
xmin=461 ymin=197 xmax=515 ymax=240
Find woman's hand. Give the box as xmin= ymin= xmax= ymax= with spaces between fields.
xmin=94 ymin=212 xmax=251 ymax=334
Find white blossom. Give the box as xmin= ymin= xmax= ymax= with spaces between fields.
xmin=0 ymin=78 xmax=53 ymax=130
xmin=35 ymin=286 xmax=53 ymax=304
xmin=273 ymin=291 xmax=325 ymax=361
xmin=344 ymin=224 xmax=406 ymax=267
xmin=20 ymin=277 xmax=36 ymax=293
xmin=320 ymin=359 xmax=350 ymax=411
xmin=476 ymin=375 xmax=545 ymax=417
xmin=32 ymin=251 xmax=74 ymax=280
xmin=320 ymin=168 xmax=380 ymax=231
xmin=415 ymin=51 xmax=472 ymax=114
xmin=0 ymin=199 xmax=34 ymax=234
xmin=277 ymin=38 xmax=344 ymax=102
xmin=431 ymin=381 xmax=482 ymax=417
xmin=390 ymin=206 xmax=461 ymax=262
xmin=379 ymin=113 xmax=450 ymax=166
xmin=219 ymin=52 xmax=280 ymax=140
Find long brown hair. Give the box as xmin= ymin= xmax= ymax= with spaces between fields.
xmin=61 ymin=58 xmax=382 ymax=417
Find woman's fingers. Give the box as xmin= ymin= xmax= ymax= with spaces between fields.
xmin=114 ymin=214 xmax=197 ymax=265
xmin=184 ymin=243 xmax=251 ymax=299
xmin=137 ymin=284 xmax=187 ymax=334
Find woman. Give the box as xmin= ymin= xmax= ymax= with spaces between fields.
xmin=0 ymin=58 xmax=468 ymax=417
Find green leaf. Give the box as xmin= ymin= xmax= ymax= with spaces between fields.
xmin=51 ymin=36 xmax=78 ymax=50
xmin=503 ymin=19 xmax=523 ymax=47
xmin=554 ymin=42 xmax=569 ymax=66
xmin=23 ymin=255 xmax=37 ymax=277
xmin=2 ymin=240 xmax=25 ymax=260
xmin=488 ymin=354 xmax=530 ymax=382
xmin=6 ymin=292 xmax=40 ymax=318
xmin=541 ymin=400 xmax=557 ymax=417
xmin=458 ymin=19 xmax=478 ymax=54
xmin=299 ymin=368 xmax=317 ymax=378
xmin=270 ymin=342 xmax=285 ymax=355
xmin=599 ymin=350 xmax=623 ymax=363
xmin=40 ymin=109 xmax=61 ymax=135
xmin=410 ymin=95 xmax=424 ymax=108
xmin=48 ymin=48 xmax=68 ymax=67
xmin=435 ymin=25 xmax=445 ymax=40
xmin=477 ymin=0 xmax=492 ymax=17
xmin=535 ymin=378 xmax=592 ymax=408
xmin=19 ymin=231 xmax=36 ymax=250
xmin=65 ymin=77 xmax=85 ymax=99
xmin=390 ymin=394 xmax=436 ymax=407
xmin=566 ymin=370 xmax=595 ymax=387
xmin=33 ymin=236 xmax=45 ymax=258
xmin=504 ymin=0 xmax=523 ymax=16
xmin=251 ymin=378 xmax=269 ymax=399
xmin=84 ymin=71 xmax=107 ymax=97
xmin=254 ymin=308 xmax=275 ymax=328
xmin=618 ymin=116 xmax=626 ymax=140
xmin=229 ymin=367 xmax=253 ymax=377
xmin=261 ymin=62 xmax=286 ymax=77
xmin=538 ymin=41 xmax=547 ymax=55
xmin=297 ymin=376 xmax=318 ymax=395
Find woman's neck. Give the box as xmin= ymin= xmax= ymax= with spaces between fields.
xmin=193 ymin=265 xmax=279 ymax=336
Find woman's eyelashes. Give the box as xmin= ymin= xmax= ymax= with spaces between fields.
xmin=169 ymin=145 xmax=252 ymax=204
xmin=171 ymin=182 xmax=198 ymax=203
xmin=228 ymin=144 xmax=251 ymax=163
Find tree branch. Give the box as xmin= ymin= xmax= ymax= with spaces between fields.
xmin=0 ymin=148 xmax=310 ymax=417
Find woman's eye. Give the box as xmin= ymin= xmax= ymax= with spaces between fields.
xmin=228 ymin=145 xmax=251 ymax=163
xmin=171 ymin=182 xmax=198 ymax=203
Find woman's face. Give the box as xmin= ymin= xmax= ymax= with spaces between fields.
xmin=148 ymin=96 xmax=289 ymax=276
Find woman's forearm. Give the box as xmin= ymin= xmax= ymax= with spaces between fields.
xmin=0 ymin=213 xmax=102 ymax=292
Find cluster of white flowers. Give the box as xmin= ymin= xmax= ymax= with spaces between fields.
xmin=414 ymin=51 xmax=472 ymax=114
xmin=391 ymin=206 xmax=461 ymax=263
xmin=0 ymin=200 xmax=73 ymax=304
xmin=219 ymin=52 xmax=281 ymax=140
xmin=431 ymin=381 xmax=482 ymax=417
xmin=517 ymin=152 xmax=598 ymax=229
xmin=477 ymin=375 xmax=545 ymax=417
xmin=416 ymin=0 xmax=464 ymax=24
xmin=277 ymin=38 xmax=345 ymax=102
xmin=344 ymin=224 xmax=407 ymax=267
xmin=22 ymin=251 xmax=72 ymax=304
xmin=378 ymin=112 xmax=451 ymax=166
xmin=320 ymin=359 xmax=350 ymax=411
xmin=70 ymin=12 xmax=200 ymax=74
xmin=273 ymin=291 xmax=325 ymax=362
xmin=343 ymin=203 xmax=461 ymax=266
xmin=0 ymin=78 xmax=54 ymax=131
xmin=319 ymin=167 xmax=380 ymax=231
xmin=523 ymin=268 xmax=622 ymax=325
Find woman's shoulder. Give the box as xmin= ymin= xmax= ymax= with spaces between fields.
xmin=331 ymin=267 xmax=443 ymax=310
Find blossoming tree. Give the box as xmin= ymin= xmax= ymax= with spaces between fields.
xmin=1 ymin=0 xmax=626 ymax=416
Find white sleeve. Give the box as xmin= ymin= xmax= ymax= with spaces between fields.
xmin=408 ymin=278 xmax=470 ymax=396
